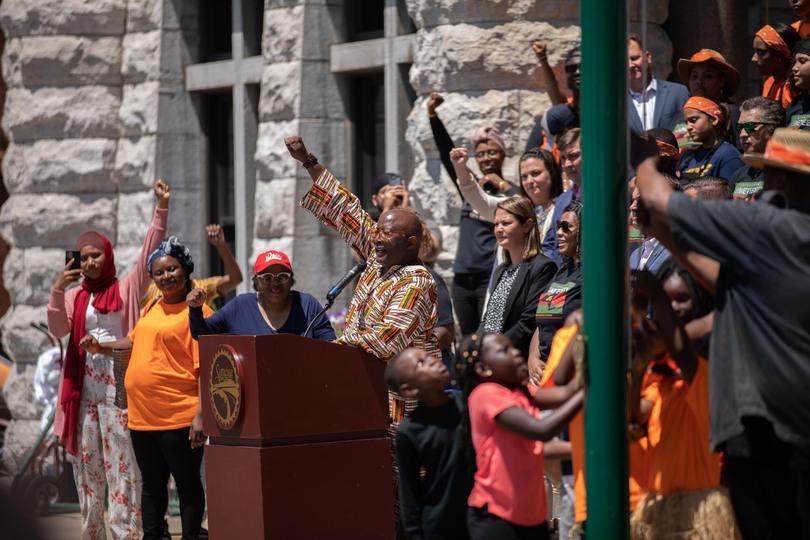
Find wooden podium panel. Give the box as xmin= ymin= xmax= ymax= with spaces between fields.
xmin=198 ymin=334 xmax=394 ymax=538
xmin=199 ymin=334 xmax=389 ymax=444
xmin=205 ymin=438 xmax=394 ymax=539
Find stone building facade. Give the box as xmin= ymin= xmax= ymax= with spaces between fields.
xmin=0 ymin=0 xmax=670 ymax=470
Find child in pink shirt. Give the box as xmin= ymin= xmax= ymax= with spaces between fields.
xmin=459 ymin=332 xmax=584 ymax=539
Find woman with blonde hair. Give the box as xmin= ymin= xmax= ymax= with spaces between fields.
xmin=477 ymin=196 xmax=556 ymax=359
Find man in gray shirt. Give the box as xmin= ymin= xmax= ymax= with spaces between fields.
xmin=634 ymin=128 xmax=810 ymax=539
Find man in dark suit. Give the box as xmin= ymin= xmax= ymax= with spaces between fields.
xmin=628 ymin=33 xmax=690 ymax=135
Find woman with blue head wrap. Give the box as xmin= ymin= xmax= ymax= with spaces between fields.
xmin=147 ymin=236 xmax=195 ymax=293
xmin=126 ymin=236 xmax=212 ymax=539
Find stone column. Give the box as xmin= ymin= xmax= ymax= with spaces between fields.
xmin=0 ymin=0 xmax=202 ymax=471
xmin=0 ymin=0 xmax=127 ymax=471
xmin=254 ymin=1 xmax=353 ymax=304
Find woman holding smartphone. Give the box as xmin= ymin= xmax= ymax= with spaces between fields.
xmin=47 ymin=180 xmax=170 ymax=539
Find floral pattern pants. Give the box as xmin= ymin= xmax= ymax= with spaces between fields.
xmin=71 ymin=353 xmax=142 ymax=540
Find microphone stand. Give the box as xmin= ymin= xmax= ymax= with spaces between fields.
xmin=303 ymin=298 xmax=333 ymax=338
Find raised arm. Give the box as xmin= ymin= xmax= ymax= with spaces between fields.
xmin=532 ymin=41 xmax=566 ymax=106
xmin=287 ymin=135 xmax=378 ymax=260
xmin=206 ymin=224 xmax=244 ymax=296
xmin=124 ymin=180 xmax=171 ymax=299
xmin=450 ymin=147 xmax=502 ymax=222
xmin=426 ymin=92 xmax=459 ymax=184
xmin=495 ymin=388 xmax=585 ymax=441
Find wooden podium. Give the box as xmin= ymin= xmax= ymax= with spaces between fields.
xmin=199 ymin=334 xmax=394 ymax=539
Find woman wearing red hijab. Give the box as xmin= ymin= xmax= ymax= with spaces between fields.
xmin=47 ymin=181 xmax=170 ymax=540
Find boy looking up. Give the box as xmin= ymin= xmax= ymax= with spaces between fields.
xmin=385 ymin=348 xmax=470 ymax=540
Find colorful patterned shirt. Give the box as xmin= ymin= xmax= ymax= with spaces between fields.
xmin=300 ymin=170 xmax=440 ymax=423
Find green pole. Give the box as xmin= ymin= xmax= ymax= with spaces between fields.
xmin=581 ymin=0 xmax=629 ymax=538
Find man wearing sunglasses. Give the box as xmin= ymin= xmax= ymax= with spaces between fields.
xmin=729 ymin=97 xmax=785 ymax=202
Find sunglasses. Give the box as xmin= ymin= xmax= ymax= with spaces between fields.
xmin=474 ymin=149 xmax=502 ymax=159
xmin=372 ymin=227 xmax=410 ymax=243
xmin=734 ymin=121 xmax=772 ymax=134
xmin=556 ymin=220 xmax=575 ymax=233
xmin=565 ymin=63 xmax=581 ymax=75
xmin=254 ymin=272 xmax=292 ymax=285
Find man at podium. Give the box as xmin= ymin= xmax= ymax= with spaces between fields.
xmin=286 ymin=135 xmax=440 ymax=428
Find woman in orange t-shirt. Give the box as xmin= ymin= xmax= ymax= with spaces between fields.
xmin=629 ymin=260 xmax=739 ymax=539
xmin=128 ymin=237 xmax=212 ymax=540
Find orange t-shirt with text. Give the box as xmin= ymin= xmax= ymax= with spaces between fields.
xmin=641 ymin=356 xmax=720 ymax=495
xmin=126 ymin=299 xmax=213 ymax=431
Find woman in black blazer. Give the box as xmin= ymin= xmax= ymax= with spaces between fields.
xmin=478 ymin=196 xmax=557 ymax=359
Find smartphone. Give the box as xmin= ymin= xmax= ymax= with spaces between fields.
xmin=387 ymin=173 xmax=404 ymax=187
xmin=65 ymin=250 xmax=81 ymax=271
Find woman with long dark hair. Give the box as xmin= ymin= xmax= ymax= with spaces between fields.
xmin=787 ymin=38 xmax=810 ymax=129
xmin=528 ymin=200 xmax=583 ymax=384
xmin=752 ymin=23 xmax=802 ymax=108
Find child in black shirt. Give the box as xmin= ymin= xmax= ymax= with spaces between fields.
xmin=385 ymin=348 xmax=470 ymax=540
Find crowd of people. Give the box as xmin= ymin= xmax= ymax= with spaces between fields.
xmin=31 ymin=5 xmax=810 ymax=540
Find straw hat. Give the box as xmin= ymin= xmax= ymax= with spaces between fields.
xmin=743 ymin=128 xmax=810 ymax=175
xmin=677 ymin=49 xmax=741 ymax=98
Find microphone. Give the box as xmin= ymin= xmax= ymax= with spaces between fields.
xmin=326 ymin=261 xmax=367 ymax=303
xmin=302 ymin=260 xmax=368 ymax=338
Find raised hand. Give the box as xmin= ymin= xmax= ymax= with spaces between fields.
xmin=154 ymin=180 xmax=171 ymax=209
xmin=206 ymin=224 xmax=225 ymax=247
xmin=449 ymin=147 xmax=468 ymax=168
xmin=284 ymin=135 xmax=310 ymax=163
xmin=54 ymin=259 xmax=83 ymax=291
xmin=531 ymin=41 xmax=549 ymax=63
xmin=427 ymin=92 xmax=444 ymax=116
xmin=186 ymin=287 xmax=206 ymax=308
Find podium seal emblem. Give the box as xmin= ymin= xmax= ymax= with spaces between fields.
xmin=208 ymin=345 xmax=243 ymax=430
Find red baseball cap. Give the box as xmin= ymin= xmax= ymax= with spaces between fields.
xmin=253 ymin=250 xmax=293 ymax=275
